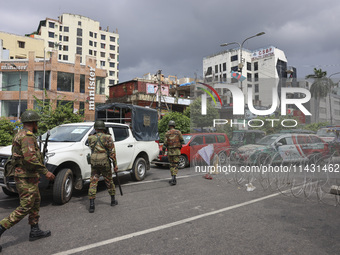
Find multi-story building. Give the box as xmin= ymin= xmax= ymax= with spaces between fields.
xmin=0 ymin=46 xmax=107 ymax=121
xmin=203 ymin=46 xmax=290 ymax=108
xmin=0 ymin=31 xmax=45 ymax=59
xmin=31 ymin=13 xmax=119 ymax=96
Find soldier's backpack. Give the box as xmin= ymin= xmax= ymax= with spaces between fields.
xmin=90 ymin=134 xmax=110 ymax=167
xmin=4 ymin=156 xmax=15 ymax=178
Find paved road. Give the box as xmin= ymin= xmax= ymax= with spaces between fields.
xmin=0 ymin=165 xmax=339 ymax=255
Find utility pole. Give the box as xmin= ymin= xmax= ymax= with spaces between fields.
xmin=11 ymin=63 xmax=22 ymax=120
xmin=157 ymin=70 xmax=162 ymax=119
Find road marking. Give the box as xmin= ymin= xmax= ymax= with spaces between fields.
xmin=53 ymin=185 xmax=304 ymax=255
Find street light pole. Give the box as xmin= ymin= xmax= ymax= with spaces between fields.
xmin=328 ymin=72 xmax=340 ymax=125
xmin=221 ymin=32 xmax=265 ymax=91
xmin=11 ymin=63 xmax=22 ymax=120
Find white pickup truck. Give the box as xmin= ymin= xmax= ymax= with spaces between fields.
xmin=0 ymin=122 xmax=159 ymax=204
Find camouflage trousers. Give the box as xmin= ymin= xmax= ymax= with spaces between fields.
xmin=0 ymin=177 xmax=40 ymax=229
xmin=88 ymin=166 xmax=115 ymax=199
xmin=168 ymin=155 xmax=179 ymax=176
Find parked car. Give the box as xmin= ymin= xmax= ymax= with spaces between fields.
xmin=235 ymin=133 xmax=329 ymax=165
xmin=153 ymin=133 xmax=230 ymax=168
xmin=316 ymin=127 xmax=337 ymax=143
xmin=0 ymin=122 xmax=159 ymax=204
xmin=230 ymin=130 xmax=266 ymax=148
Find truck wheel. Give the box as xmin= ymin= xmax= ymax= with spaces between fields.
xmin=2 ymin=187 xmax=18 ymax=197
xmin=178 ymin=155 xmax=188 ymax=169
xmin=131 ymin=157 xmax=147 ymax=181
xmin=53 ymin=168 xmax=73 ymax=205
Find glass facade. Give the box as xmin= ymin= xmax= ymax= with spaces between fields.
xmin=34 ymin=71 xmax=51 ymax=90
xmin=1 ymin=72 xmax=28 ymax=91
xmin=57 ymin=72 xmax=74 ymax=92
xmin=96 ymin=77 xmax=105 ymax=95
xmin=1 ymin=100 xmax=27 ymax=117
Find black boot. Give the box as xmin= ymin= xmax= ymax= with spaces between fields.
xmin=89 ymin=199 xmax=95 ymax=213
xmin=111 ymin=195 xmax=118 ymax=206
xmin=0 ymin=224 xmax=6 ymax=252
xmin=29 ymin=224 xmax=51 ymax=241
xmin=169 ymin=175 xmax=177 ymax=185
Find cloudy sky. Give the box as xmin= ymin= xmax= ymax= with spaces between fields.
xmin=1 ymin=0 xmax=340 ymax=82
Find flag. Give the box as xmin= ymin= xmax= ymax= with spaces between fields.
xmin=231 ymin=71 xmax=246 ymax=82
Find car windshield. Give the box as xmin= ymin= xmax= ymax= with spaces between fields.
xmin=231 ymin=132 xmax=244 ymax=141
xmin=41 ymin=125 xmax=92 ymax=142
xmin=317 ymin=128 xmax=336 ymax=137
xmin=256 ymin=134 xmax=281 ymax=145
xmin=182 ymin=135 xmax=192 ymax=144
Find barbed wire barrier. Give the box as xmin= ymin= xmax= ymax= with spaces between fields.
xmin=192 ymin=149 xmax=340 ymax=206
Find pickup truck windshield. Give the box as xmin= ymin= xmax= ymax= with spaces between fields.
xmin=42 ymin=125 xmax=92 ymax=142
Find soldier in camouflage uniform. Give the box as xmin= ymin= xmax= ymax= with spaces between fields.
xmin=0 ymin=110 xmax=55 ymax=252
xmin=87 ymin=120 xmax=118 ymax=213
xmin=162 ymin=120 xmax=184 ymax=186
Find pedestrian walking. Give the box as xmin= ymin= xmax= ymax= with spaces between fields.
xmin=0 ymin=110 xmax=55 ymax=252
xmin=87 ymin=120 xmax=118 ymax=213
xmin=162 ymin=120 xmax=184 ymax=185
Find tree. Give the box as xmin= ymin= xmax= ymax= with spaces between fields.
xmin=34 ymin=94 xmax=85 ymax=135
xmin=305 ymin=68 xmax=332 ymax=122
xmin=189 ymin=98 xmax=219 ymax=131
xmin=0 ymin=118 xmax=21 ymax=146
xmin=158 ymin=112 xmax=190 ymax=142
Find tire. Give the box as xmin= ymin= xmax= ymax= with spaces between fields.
xmin=53 ymin=168 xmax=74 ymax=205
xmin=257 ymin=154 xmax=271 ymax=166
xmin=131 ymin=157 xmax=147 ymax=181
xmin=2 ymin=187 xmax=18 ymax=197
xmin=218 ymin=151 xmax=228 ymax=165
xmin=178 ymin=155 xmax=188 ymax=169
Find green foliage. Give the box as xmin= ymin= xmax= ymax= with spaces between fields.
xmin=190 ymin=98 xmax=219 ymax=129
xmin=0 ymin=118 xmax=21 ymax=146
xmin=34 ymin=94 xmax=85 ymax=135
xmin=183 ymin=106 xmax=190 ymax=118
xmin=303 ymin=122 xmax=329 ymax=132
xmin=158 ymin=112 xmax=190 ymax=142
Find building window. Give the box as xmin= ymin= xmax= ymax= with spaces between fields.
xmin=59 ymin=35 xmax=62 ymax=41
xmin=94 ymin=51 xmax=97 ymax=56
xmin=49 ymin=22 xmax=55 ymax=28
xmin=89 ymin=40 xmax=93 ymax=46
xmin=59 ymin=26 xmax=63 ymax=32
xmin=109 ymin=62 xmax=115 ymax=68
xmin=255 ymin=84 xmax=259 ymax=93
xmin=59 ymin=44 xmax=62 ymax=50
xmin=247 ymin=73 xmax=252 ymax=82
xmin=57 ymin=72 xmax=74 ymax=92
xmin=79 ymin=101 xmax=85 ymax=115
xmin=109 ymin=53 xmax=115 ymax=59
xmin=254 ymin=73 xmax=259 ymax=82
xmin=255 ymin=95 xmax=259 ymax=101
xmin=77 ymin=37 xmax=82 ymax=46
xmin=2 ymin=72 xmax=28 ymax=91
xmin=100 ymin=61 xmax=105 ymax=67
xmin=254 ymin=62 xmax=258 ymax=71
xmin=63 ymin=45 xmax=68 ymax=51
xmin=109 ymin=71 xmax=115 ymax=76
xmin=1 ymin=100 xmax=27 ymax=118
xmin=223 ymin=73 xmax=226 ymax=82
xmin=101 ymin=43 xmax=105 ymax=49
xmin=223 ymin=63 xmax=226 ymax=71
xmin=110 ymin=36 xmax=115 ymax=42
xmin=101 ymin=34 xmax=106 ymax=40
xmin=248 ymin=84 xmax=252 ymax=88
xmin=80 ymin=74 xmax=85 ymax=93
xmin=231 ymin=55 xmax=238 ymax=62
xmin=100 ymin=52 xmax=105 ymax=58
xmin=89 ymin=31 xmax=93 ymax=37
xmin=96 ymin=77 xmax=105 ymax=94
xmin=63 ymin=55 xmax=68 ymax=61
xmin=63 ymin=36 xmax=69 ymax=42
xmin=89 ymin=49 xmax=93 ymax=55
xmin=231 ymin=66 xmax=238 ymax=72
xmin=247 ymin=62 xmax=251 ymax=71
xmin=215 ymin=65 xmax=218 ymax=74
xmin=110 ymin=45 xmax=115 ymax=51
xmin=94 ymin=33 xmax=97 ymax=38
xmin=109 ymin=80 xmax=115 ymax=85
xmin=64 ymin=26 xmax=69 ymax=32
xmin=205 ymin=67 xmax=212 ymax=76
xmin=78 ymin=21 xmax=81 ymax=26
xmin=18 ymin=41 xmax=25 ymax=48
xmin=94 ymin=42 xmax=97 ymax=47
xmin=59 ymin=54 xmax=62 ymax=60
xmin=34 ymin=71 xmax=50 ymax=90
xmin=76 ymin=47 xmax=82 ymax=55
xmin=48 ymin=32 xmax=54 ymax=38
xmin=77 ymin=28 xmax=82 ymax=36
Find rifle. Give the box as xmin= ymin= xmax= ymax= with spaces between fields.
xmin=115 ymin=168 xmax=123 ymax=196
xmin=42 ymin=131 xmax=50 ymax=165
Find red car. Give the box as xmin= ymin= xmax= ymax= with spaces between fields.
xmin=153 ymin=133 xmax=230 ymax=168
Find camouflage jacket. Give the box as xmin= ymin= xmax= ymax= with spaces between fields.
xmin=163 ymin=128 xmax=184 ymax=150
xmin=87 ymin=133 xmax=117 ymax=166
xmin=12 ymin=128 xmax=48 ymax=178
